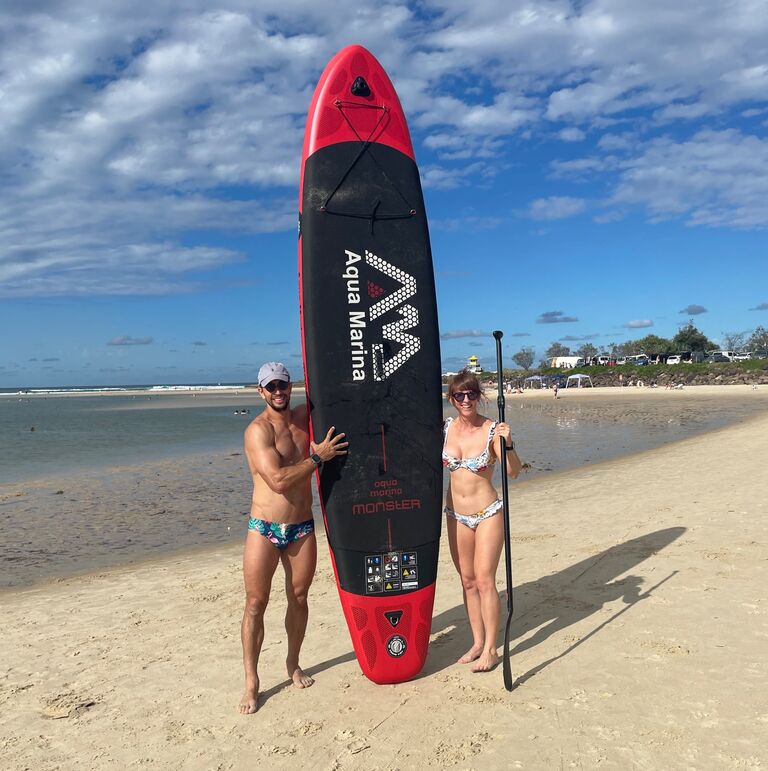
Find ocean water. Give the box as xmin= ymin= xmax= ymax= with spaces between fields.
xmin=0 ymin=390 xmax=263 ymax=484
xmin=3 ymin=388 xmax=768 ymax=485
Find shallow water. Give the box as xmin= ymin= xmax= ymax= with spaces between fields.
xmin=0 ymin=392 xmax=267 ymax=484
xmin=1 ymin=390 xmax=767 ymax=588
xmin=496 ymin=392 xmax=766 ymax=476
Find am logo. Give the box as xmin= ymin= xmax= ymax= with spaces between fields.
xmin=364 ymin=249 xmax=420 ymax=381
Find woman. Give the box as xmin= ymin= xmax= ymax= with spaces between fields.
xmin=443 ymin=369 xmax=522 ymax=671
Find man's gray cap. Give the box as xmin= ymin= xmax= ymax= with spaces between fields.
xmin=258 ymin=362 xmax=291 ymax=387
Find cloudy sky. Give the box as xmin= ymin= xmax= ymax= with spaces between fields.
xmin=2 ymin=0 xmax=767 ymax=386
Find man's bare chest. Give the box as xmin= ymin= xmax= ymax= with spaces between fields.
xmin=274 ymin=427 xmax=308 ymax=466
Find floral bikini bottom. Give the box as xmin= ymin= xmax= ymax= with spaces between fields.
xmin=444 ymin=499 xmax=503 ymax=531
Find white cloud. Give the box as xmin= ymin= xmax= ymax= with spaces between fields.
xmin=558 ymin=127 xmax=586 ymax=142
xmin=425 ymin=0 xmax=768 ymax=125
xmin=2 ymin=0 xmax=768 ymax=300
xmin=527 ymin=196 xmax=587 ymax=220
xmin=610 ymin=129 xmax=768 ymax=227
xmin=420 ymin=161 xmax=494 ymax=190
xmin=624 ymin=320 xmax=653 ymax=328
xmin=597 ymin=133 xmax=636 ymax=151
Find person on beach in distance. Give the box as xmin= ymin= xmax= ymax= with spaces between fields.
xmin=443 ymin=368 xmax=522 ymax=672
xmin=239 ymin=362 xmax=348 ymax=715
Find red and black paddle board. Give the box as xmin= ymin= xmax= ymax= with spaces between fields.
xmin=298 ymin=46 xmax=442 ymax=684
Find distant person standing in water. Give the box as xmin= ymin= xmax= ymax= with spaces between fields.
xmin=238 ymin=362 xmax=347 ymax=714
xmin=442 ymin=369 xmax=522 ymax=672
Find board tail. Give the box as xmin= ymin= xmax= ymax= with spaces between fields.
xmin=337 ymin=584 xmax=435 ymax=684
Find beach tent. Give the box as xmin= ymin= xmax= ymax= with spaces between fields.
xmin=523 ymin=375 xmax=545 ymax=389
xmin=565 ymin=373 xmax=594 ymax=388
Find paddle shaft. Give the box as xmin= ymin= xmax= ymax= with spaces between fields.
xmin=493 ymin=330 xmax=515 ymax=690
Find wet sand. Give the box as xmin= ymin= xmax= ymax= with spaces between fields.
xmin=1 ymin=396 xmax=767 ymax=768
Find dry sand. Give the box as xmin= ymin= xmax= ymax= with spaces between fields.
xmin=2 ymin=403 xmax=767 ymax=769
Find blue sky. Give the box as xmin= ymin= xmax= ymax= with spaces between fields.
xmin=1 ymin=0 xmax=767 ymax=387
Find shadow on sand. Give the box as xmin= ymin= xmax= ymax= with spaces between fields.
xmin=289 ymin=527 xmax=685 ymax=694
xmin=421 ymin=526 xmax=686 ymax=682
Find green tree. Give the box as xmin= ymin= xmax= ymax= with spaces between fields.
xmin=576 ymin=343 xmax=599 ymax=360
xmin=545 ymin=342 xmax=571 ymax=359
xmin=747 ymin=325 xmax=768 ymax=352
xmin=615 ymin=340 xmax=637 ymax=356
xmin=512 ymin=347 xmax=535 ymax=371
xmin=721 ymin=330 xmax=747 ymax=351
xmin=634 ymin=334 xmax=674 ymax=355
xmin=672 ymin=322 xmax=715 ymax=352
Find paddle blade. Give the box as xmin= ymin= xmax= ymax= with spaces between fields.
xmin=502 ymin=611 xmax=515 ymax=691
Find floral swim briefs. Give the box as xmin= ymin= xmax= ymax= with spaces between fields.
xmin=247 ymin=517 xmax=315 ymax=550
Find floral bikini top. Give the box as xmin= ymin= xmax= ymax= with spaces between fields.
xmin=442 ymin=417 xmax=498 ymax=473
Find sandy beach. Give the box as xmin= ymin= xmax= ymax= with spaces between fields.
xmin=2 ymin=390 xmax=767 ymax=769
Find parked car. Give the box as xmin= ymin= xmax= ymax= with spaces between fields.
xmin=616 ymin=356 xmax=627 ymax=365
xmin=666 ymin=355 xmax=682 ymax=365
xmin=733 ymin=352 xmax=752 ymax=360
xmin=597 ymin=355 xmax=610 ymax=365
xmin=705 ymin=353 xmax=730 ymax=363
xmin=633 ymin=355 xmax=650 ymax=366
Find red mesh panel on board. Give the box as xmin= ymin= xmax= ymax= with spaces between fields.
xmin=361 ymin=629 xmax=377 ymax=670
xmin=416 ymin=623 xmax=429 ymax=654
xmin=316 ymin=105 xmax=344 ymax=140
xmin=330 ymin=66 xmax=347 ymax=94
xmin=351 ymin=605 xmax=368 ymax=631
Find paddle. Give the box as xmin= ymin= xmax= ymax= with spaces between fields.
xmin=493 ymin=330 xmax=515 ymax=691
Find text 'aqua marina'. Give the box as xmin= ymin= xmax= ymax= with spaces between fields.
xmin=344 ymin=249 xmax=367 ymax=381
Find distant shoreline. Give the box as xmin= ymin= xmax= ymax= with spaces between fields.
xmin=484 ymin=382 xmax=764 ymax=396
xmin=2 ymin=381 xmax=763 ymax=400
xmin=0 ymin=384 xmax=307 ymax=399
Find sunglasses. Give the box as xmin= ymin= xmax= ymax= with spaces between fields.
xmin=451 ymin=390 xmax=479 ymax=402
xmin=263 ymin=380 xmax=290 ymax=393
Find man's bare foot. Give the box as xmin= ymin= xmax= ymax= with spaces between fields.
xmin=238 ymin=680 xmax=259 ymax=714
xmin=289 ymin=666 xmax=314 ymax=688
xmin=457 ymin=644 xmax=484 ymax=664
xmin=471 ymin=650 xmax=500 ymax=673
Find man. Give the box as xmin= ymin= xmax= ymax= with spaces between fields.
xmin=238 ymin=362 xmax=347 ymax=715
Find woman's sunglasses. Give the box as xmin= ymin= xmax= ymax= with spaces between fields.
xmin=263 ymin=380 xmax=290 ymax=393
xmin=451 ymin=390 xmax=479 ymax=402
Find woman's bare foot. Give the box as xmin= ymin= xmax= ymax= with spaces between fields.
xmin=457 ymin=644 xmax=484 ymax=664
xmin=471 ymin=649 xmax=500 ymax=673
xmin=238 ymin=679 xmax=259 ymax=714
xmin=289 ymin=665 xmax=314 ymax=688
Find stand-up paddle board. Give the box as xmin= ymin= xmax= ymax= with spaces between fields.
xmin=299 ymin=46 xmax=442 ymax=684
